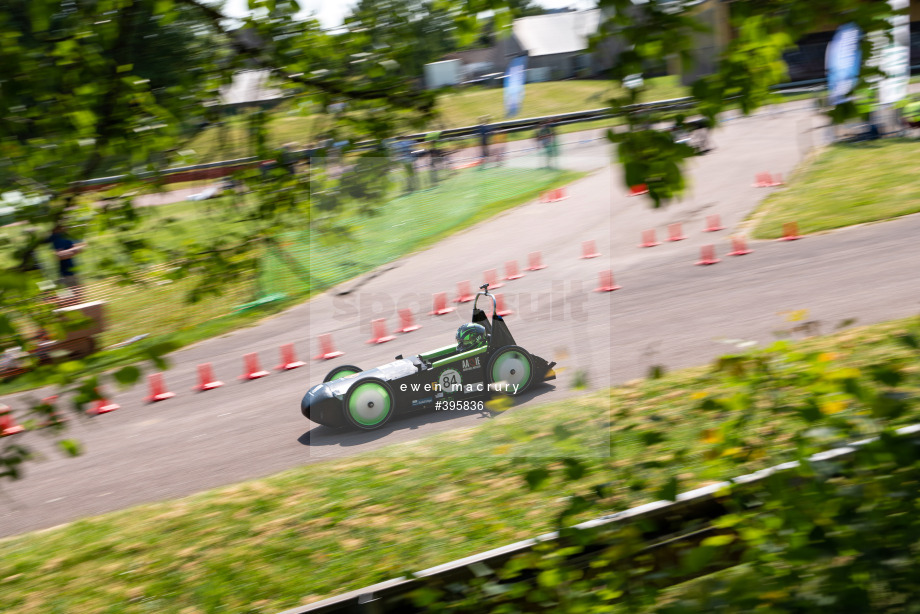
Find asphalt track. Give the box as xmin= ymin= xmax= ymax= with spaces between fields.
xmin=2 ymin=99 xmax=919 ymax=538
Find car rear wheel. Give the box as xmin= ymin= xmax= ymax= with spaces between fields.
xmin=323 ymin=364 xmax=362 ymax=383
xmin=343 ymin=378 xmax=395 ymax=430
xmin=486 ymin=345 xmax=534 ymax=396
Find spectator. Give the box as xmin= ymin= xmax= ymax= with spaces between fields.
xmin=48 ymin=221 xmax=86 ymax=303
xmin=280 ymin=142 xmax=300 ymax=174
xmin=477 ymin=116 xmax=491 ymax=168
xmin=490 ymin=131 xmax=507 ymax=166
xmin=395 ymin=138 xmax=417 ymax=193
xmin=425 ymin=128 xmax=444 ymax=184
xmin=536 ymin=120 xmax=558 ymax=169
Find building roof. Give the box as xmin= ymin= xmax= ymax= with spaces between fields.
xmin=219 ymin=70 xmax=285 ymax=106
xmin=512 ymin=9 xmax=601 ymax=57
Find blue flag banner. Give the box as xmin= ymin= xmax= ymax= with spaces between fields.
xmin=826 ymin=23 xmax=862 ymax=107
xmin=504 ymin=56 xmax=528 ymax=119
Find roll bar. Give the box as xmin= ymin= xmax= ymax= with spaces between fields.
xmin=473 ymin=283 xmax=497 ymax=319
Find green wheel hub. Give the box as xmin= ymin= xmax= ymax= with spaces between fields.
xmin=346 ymin=380 xmax=393 ymax=428
xmin=489 ymin=347 xmax=532 ymax=395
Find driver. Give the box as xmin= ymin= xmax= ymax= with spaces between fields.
xmin=456 ymin=323 xmax=487 ymax=351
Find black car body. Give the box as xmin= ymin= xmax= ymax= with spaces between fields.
xmin=302 ymin=288 xmax=556 ymax=430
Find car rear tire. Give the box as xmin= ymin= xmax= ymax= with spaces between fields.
xmin=323 ymin=365 xmax=362 ymax=383
xmin=343 ymin=377 xmax=395 ymax=430
xmin=486 ymin=345 xmax=534 ymax=396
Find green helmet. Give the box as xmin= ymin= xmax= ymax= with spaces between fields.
xmin=456 ymin=323 xmax=487 ymax=351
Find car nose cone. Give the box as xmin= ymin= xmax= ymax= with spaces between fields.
xmin=301 ymin=384 xmax=334 ymax=420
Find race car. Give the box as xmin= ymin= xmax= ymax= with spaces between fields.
xmin=301 ymin=284 xmax=556 ymax=430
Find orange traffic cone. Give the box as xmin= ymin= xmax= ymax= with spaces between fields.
xmin=430 ymin=292 xmax=456 ymax=315
xmin=779 ymin=221 xmax=802 ymax=241
xmin=667 ymin=223 xmax=686 ymax=241
xmin=495 ymin=294 xmax=513 ymax=317
xmin=580 ymin=240 xmax=600 ymax=259
xmin=628 ymin=184 xmax=648 ymax=196
xmin=146 ymin=373 xmax=176 ymax=402
xmin=90 ymin=396 xmax=120 ymax=415
xmin=483 ymin=269 xmax=504 ymax=290
xmin=395 ymin=308 xmax=421 ymax=333
xmin=704 ymin=214 xmax=725 ymax=232
xmin=239 ymin=353 xmax=270 ymax=381
xmin=728 ymin=236 xmax=752 ymax=256
xmin=696 ymin=244 xmax=721 ymax=265
xmin=314 ymin=334 xmax=345 ymax=360
xmin=594 ymin=270 xmax=621 ymax=292
xmin=453 ymin=280 xmax=474 ymax=303
xmin=276 ymin=343 xmax=306 ymax=371
xmin=639 ymin=229 xmax=660 ymax=248
xmin=366 ymin=319 xmax=396 ymax=344
xmin=504 ymin=260 xmax=525 ymax=281
xmin=0 ymin=404 xmax=24 ymax=436
xmin=525 ymin=251 xmax=547 ymax=271
xmin=194 ymin=363 xmax=224 ymax=390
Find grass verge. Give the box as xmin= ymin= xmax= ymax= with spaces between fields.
xmin=750 ymin=138 xmax=920 ymax=239
xmin=1 ymin=312 xmax=919 ymax=612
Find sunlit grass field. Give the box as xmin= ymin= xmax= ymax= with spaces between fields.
xmin=751 ymin=138 xmax=920 ymax=239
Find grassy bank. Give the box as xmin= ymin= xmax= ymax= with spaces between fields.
xmin=2 ymin=312 xmax=918 ymax=612
xmin=751 ymin=138 xmax=920 ymax=239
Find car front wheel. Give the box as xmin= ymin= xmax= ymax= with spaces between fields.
xmin=343 ymin=377 xmax=395 ymax=430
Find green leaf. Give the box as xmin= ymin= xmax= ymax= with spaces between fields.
xmin=147 ymin=340 xmax=180 ymax=358
xmin=70 ymin=110 xmax=96 ymax=130
xmin=896 ymin=333 xmax=918 ymax=350
xmin=870 ymin=391 xmax=909 ymax=420
xmin=562 ymin=458 xmax=587 ymax=481
xmin=0 ymin=272 xmax=30 ymax=292
xmin=552 ymin=424 xmax=573 ymax=441
xmin=113 ymin=365 xmax=142 ymax=387
xmin=58 ymin=439 xmax=83 ymax=457
xmin=681 ymin=544 xmax=715 ymax=574
xmin=30 ymin=1 xmax=51 ymax=33
xmin=699 ymin=398 xmax=722 ymax=411
xmin=537 ymin=568 xmax=563 ymax=588
xmin=797 ymin=399 xmax=824 ymax=423
xmin=701 ymin=533 xmax=736 ymax=548
xmin=0 ymin=314 xmax=16 ymax=337
xmin=524 ymin=467 xmax=550 ymax=491
xmin=640 ymin=430 xmax=667 ymax=446
xmin=657 ymin=476 xmax=679 ymax=502
xmin=409 ymin=586 xmax=443 ymax=607
xmin=492 ymin=8 xmax=512 ymax=36
xmin=869 ymin=364 xmax=903 ymax=387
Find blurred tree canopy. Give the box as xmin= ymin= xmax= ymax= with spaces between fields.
xmin=0 ymin=0 xmax=472 ymax=481
xmin=344 ymin=0 xmax=461 ymax=83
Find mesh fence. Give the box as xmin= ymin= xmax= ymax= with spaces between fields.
xmin=259 ymin=160 xmax=573 ymax=299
